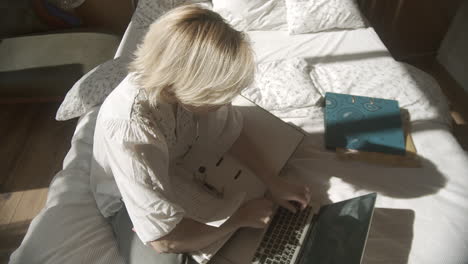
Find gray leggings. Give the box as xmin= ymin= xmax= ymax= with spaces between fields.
xmin=110 ymin=205 xmax=197 ymax=264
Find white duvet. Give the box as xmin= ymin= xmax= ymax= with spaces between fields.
xmin=10 ymin=5 xmax=468 ymax=264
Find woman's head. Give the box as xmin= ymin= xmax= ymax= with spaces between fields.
xmin=130 ymin=5 xmax=255 ymax=111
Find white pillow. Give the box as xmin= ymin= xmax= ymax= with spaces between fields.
xmin=56 ymin=57 xmax=128 ymax=121
xmin=309 ymin=58 xmax=451 ymax=124
xmin=285 ymin=0 xmax=366 ymax=34
xmin=212 ymin=0 xmax=288 ymax=31
xmin=131 ymin=0 xmax=173 ymax=30
xmin=57 ymin=0 xmax=214 ymax=121
xmin=242 ymin=58 xmax=322 ymax=111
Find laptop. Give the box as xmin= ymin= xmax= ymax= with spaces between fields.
xmin=214 ymin=193 xmax=377 ymax=264
xmin=184 ymin=95 xmax=304 ymax=263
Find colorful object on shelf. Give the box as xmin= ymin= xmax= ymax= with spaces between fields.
xmin=33 ymin=0 xmax=82 ymax=29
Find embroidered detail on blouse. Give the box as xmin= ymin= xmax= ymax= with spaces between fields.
xmin=130 ymin=88 xmax=176 ymax=147
xmin=129 ymin=88 xmax=196 ymax=152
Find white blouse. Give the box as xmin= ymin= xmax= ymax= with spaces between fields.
xmin=90 ymin=74 xmax=243 ymax=244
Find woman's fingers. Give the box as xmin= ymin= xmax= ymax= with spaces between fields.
xmin=262 ymin=215 xmax=272 ymax=225
xmin=286 ymin=186 xmax=311 ymax=210
xmin=304 ymin=186 xmax=312 ymax=207
xmin=279 ymin=200 xmax=297 ymax=213
xmin=299 ymin=187 xmax=311 ymax=209
xmin=235 ymin=198 xmax=275 ymax=228
xmin=269 ymin=178 xmax=312 ymax=212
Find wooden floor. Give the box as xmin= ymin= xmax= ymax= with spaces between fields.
xmin=0 ymin=102 xmax=77 ymax=263
xmin=0 ymin=1 xmax=130 ymax=262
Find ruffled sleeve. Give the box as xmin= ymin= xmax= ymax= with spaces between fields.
xmin=101 ymin=119 xmax=185 ymax=244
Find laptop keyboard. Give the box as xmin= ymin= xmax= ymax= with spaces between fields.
xmin=253 ymin=206 xmax=313 ymax=264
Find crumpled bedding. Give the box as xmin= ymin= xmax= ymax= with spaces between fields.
xmin=241 ymin=58 xmax=322 ymax=111
xmin=10 ymin=107 xmax=125 ymax=264
xmin=309 ymin=57 xmax=450 ymax=124
xmin=242 ymin=56 xmax=450 ymax=125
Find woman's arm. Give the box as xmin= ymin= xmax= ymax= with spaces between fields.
xmin=150 ymin=217 xmax=238 ymax=254
xmin=229 ymin=128 xmax=311 ymax=212
xmin=150 ymin=198 xmax=274 ymax=253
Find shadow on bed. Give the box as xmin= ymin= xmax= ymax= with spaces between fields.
xmin=286 ymin=125 xmax=447 ymax=200
xmin=280 ymin=126 xmax=433 ymax=264
xmin=304 ymin=51 xmax=390 ymax=65
xmin=280 ymin=119 xmax=444 ymax=262
xmin=232 ymin=104 xmax=447 ymax=202
xmin=233 ymin=102 xmax=445 ymax=263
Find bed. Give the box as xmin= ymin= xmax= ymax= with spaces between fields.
xmin=9 ymin=1 xmax=468 ymax=264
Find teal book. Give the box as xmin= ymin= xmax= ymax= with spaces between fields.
xmin=324 ymin=92 xmax=406 ymax=155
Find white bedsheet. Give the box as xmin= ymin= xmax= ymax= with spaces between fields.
xmin=247 ymin=28 xmax=389 ymax=64
xmin=10 ymin=27 xmax=468 ymax=264
xmin=285 ymin=122 xmax=468 ymax=264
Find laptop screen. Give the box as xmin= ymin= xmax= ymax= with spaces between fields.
xmin=297 ymin=193 xmax=377 ymax=264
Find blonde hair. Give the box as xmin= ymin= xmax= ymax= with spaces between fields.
xmin=130 ymin=5 xmax=255 ymax=108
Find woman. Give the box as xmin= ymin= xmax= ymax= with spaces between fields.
xmin=90 ymin=5 xmax=311 ymax=264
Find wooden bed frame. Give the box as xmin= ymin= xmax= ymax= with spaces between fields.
xmin=358 ymin=0 xmax=463 ymax=60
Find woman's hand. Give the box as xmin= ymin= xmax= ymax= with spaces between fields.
xmin=266 ymin=177 xmax=311 ymax=213
xmin=230 ymin=198 xmax=274 ymax=228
